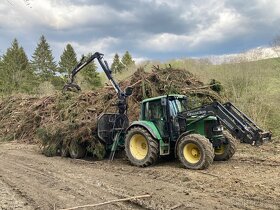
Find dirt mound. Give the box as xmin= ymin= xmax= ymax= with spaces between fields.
xmin=0 ymin=67 xmax=222 ymax=157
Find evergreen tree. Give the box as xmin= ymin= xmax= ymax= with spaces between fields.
xmin=80 ymin=54 xmax=101 ymax=89
xmin=0 ymin=39 xmax=36 ymax=93
xmin=58 ymin=44 xmax=78 ymax=75
xmin=111 ymin=53 xmax=124 ymax=74
xmin=121 ymin=51 xmax=135 ymax=71
xmin=31 ymin=35 xmax=57 ymax=80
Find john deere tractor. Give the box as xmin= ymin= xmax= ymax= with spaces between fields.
xmin=64 ymin=52 xmax=271 ymax=170
xmin=124 ymin=95 xmax=236 ymax=170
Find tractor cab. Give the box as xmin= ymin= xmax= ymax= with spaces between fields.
xmin=139 ymin=94 xmax=223 ymax=144
xmin=140 ymin=95 xmax=187 ymax=141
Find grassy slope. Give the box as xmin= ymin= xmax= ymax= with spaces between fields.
xmin=99 ymin=58 xmax=280 ymax=138
xmin=167 ymin=57 xmax=280 ymax=138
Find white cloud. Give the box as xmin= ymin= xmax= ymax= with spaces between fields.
xmin=0 ymin=1 xmax=30 ymax=28
xmin=0 ymin=0 xmax=135 ymax=30
xmin=51 ymin=36 xmax=120 ymax=59
xmin=142 ymin=6 xmax=246 ymax=52
xmin=140 ymin=0 xmax=180 ymax=8
xmin=1 ymin=0 xmax=280 ymax=60
xmin=189 ymin=8 xmax=246 ymax=47
xmin=141 ymin=33 xmax=191 ymax=52
xmin=51 ymin=37 xmax=146 ymax=71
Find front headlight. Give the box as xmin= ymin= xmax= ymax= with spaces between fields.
xmin=213 ymin=125 xmax=223 ymax=132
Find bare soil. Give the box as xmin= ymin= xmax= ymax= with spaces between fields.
xmin=0 ymin=141 xmax=279 ymax=210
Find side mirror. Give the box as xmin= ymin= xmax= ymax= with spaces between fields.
xmin=125 ymin=87 xmax=133 ymax=96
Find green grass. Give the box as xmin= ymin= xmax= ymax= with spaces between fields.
xmin=101 ymin=57 xmax=280 ymax=139
xmin=165 ymin=57 xmax=280 ymax=138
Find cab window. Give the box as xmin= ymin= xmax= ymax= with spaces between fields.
xmin=143 ymin=100 xmax=164 ymax=120
xmin=169 ymin=99 xmax=187 ymax=116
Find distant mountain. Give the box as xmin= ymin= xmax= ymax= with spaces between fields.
xmin=207 ymin=47 xmax=280 ymax=64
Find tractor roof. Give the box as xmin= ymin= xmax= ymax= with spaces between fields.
xmin=142 ymin=94 xmax=186 ymax=103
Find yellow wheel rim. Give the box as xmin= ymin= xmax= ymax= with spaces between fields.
xmin=130 ymin=134 xmax=148 ymax=160
xmin=215 ymin=145 xmax=225 ymax=155
xmin=183 ymin=143 xmax=201 ymax=164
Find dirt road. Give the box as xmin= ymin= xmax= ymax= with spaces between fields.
xmin=0 ymin=141 xmax=279 ymax=210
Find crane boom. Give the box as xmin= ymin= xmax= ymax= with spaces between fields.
xmin=63 ymin=52 xmax=132 ymax=114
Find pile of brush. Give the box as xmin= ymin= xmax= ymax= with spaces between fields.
xmin=0 ymin=66 xmax=223 ymax=157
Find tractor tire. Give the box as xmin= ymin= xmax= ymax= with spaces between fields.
xmin=125 ymin=127 xmax=159 ymax=167
xmin=69 ymin=141 xmax=86 ymax=159
xmin=61 ymin=145 xmax=69 ymax=157
xmin=177 ymin=134 xmax=214 ymax=170
xmin=214 ymin=131 xmax=237 ymax=161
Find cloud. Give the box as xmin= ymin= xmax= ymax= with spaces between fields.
xmin=50 ymin=36 xmax=146 ymax=65
xmin=51 ymin=36 xmax=120 ymax=58
xmin=1 ymin=0 xmax=280 ymax=61
xmin=0 ymin=0 xmax=135 ymax=30
xmin=141 ymin=3 xmax=247 ymax=53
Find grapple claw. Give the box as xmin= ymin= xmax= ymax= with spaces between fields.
xmin=62 ymin=83 xmax=81 ymax=93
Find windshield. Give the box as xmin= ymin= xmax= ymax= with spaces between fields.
xmin=169 ymin=98 xmax=187 ymax=116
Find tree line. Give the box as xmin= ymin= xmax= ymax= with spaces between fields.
xmin=0 ymin=35 xmax=135 ymax=95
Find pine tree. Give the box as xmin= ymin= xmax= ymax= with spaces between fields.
xmin=58 ymin=44 xmax=78 ymax=75
xmin=111 ymin=53 xmax=124 ymax=74
xmin=0 ymin=39 xmax=36 ymax=93
xmin=121 ymin=51 xmax=135 ymax=71
xmin=79 ymin=54 xmax=101 ymax=89
xmin=31 ymin=35 xmax=57 ymax=81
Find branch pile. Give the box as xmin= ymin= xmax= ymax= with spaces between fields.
xmin=0 ymin=66 xmax=223 ymax=157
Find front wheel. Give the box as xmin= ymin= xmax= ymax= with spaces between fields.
xmin=177 ymin=134 xmax=214 ymax=170
xmin=214 ymin=131 xmax=237 ymax=161
xmin=125 ymin=127 xmax=159 ymax=167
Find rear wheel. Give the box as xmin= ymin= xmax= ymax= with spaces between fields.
xmin=214 ymin=131 xmax=237 ymax=161
xmin=61 ymin=145 xmax=69 ymax=157
xmin=125 ymin=127 xmax=159 ymax=167
xmin=177 ymin=134 xmax=214 ymax=170
xmin=69 ymin=141 xmax=86 ymax=159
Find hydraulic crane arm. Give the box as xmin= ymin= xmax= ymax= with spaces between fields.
xmin=184 ymin=101 xmax=272 ymax=145
xmin=67 ymin=52 xmax=122 ymax=94
xmin=64 ymin=52 xmax=132 ymax=114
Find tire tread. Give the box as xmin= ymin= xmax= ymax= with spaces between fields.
xmin=177 ymin=134 xmax=214 ymax=170
xmin=125 ymin=126 xmax=159 ymax=167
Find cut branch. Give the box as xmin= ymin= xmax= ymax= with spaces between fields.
xmin=59 ymin=194 xmax=151 ymax=210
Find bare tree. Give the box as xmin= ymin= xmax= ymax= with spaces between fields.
xmin=6 ymin=0 xmax=32 ymax=8
xmin=271 ymin=35 xmax=280 ymax=58
xmin=23 ymin=0 xmax=32 ymax=8
xmin=270 ymin=36 xmax=280 ymax=75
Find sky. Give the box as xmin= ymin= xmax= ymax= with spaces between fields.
xmin=1 ymin=0 xmax=280 ymax=63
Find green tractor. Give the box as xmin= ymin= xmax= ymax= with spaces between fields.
xmin=64 ymin=52 xmax=270 ymax=170
xmin=124 ymin=94 xmax=236 ymax=170
xmin=64 ymin=52 xmax=235 ymax=170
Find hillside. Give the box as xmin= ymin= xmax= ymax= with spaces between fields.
xmin=208 ymin=46 xmax=280 ymax=64
xmin=162 ymin=57 xmax=280 ymax=138
xmin=77 ymin=56 xmax=280 ymax=138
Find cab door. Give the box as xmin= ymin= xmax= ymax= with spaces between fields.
xmin=143 ymin=100 xmax=169 ymax=141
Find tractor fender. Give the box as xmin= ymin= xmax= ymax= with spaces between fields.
xmin=174 ymin=131 xmax=192 ymax=158
xmin=126 ymin=121 xmax=162 ymax=141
